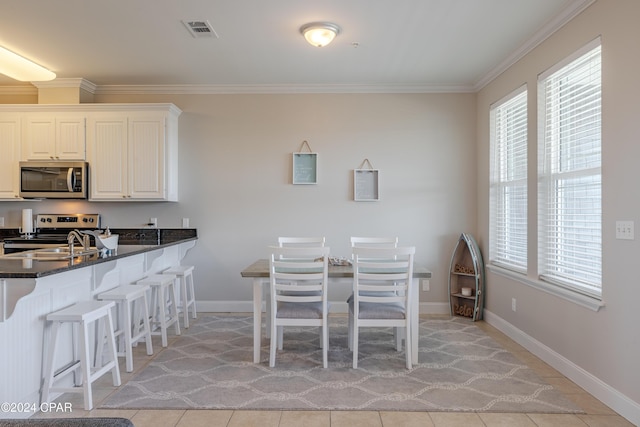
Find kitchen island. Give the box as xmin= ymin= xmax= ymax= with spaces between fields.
xmin=0 ymin=230 xmax=197 ymax=418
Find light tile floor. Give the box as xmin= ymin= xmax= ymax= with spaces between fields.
xmin=34 ymin=314 xmax=635 ymax=427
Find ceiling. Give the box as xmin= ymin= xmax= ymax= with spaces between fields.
xmin=0 ymin=0 xmax=592 ymax=93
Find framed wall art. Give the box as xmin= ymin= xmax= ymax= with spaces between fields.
xmin=354 ymin=159 xmax=379 ymax=201
xmin=292 ymin=140 xmax=318 ymax=184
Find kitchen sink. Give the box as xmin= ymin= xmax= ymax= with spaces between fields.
xmin=2 ymin=246 xmax=99 ymax=260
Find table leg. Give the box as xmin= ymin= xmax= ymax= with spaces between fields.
xmin=411 ymin=278 xmax=419 ymax=363
xmin=252 ymin=278 xmax=263 ymax=363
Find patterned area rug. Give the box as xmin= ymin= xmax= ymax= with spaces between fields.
xmin=101 ymin=315 xmax=583 ymax=412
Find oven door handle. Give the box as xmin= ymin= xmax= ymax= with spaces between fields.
xmin=66 ymin=167 xmax=75 ymax=192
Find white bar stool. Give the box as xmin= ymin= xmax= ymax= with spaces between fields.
xmin=97 ymin=284 xmax=154 ymax=372
xmin=163 ymin=265 xmax=197 ymax=328
xmin=41 ymin=300 xmax=121 ymax=411
xmin=137 ymin=274 xmax=181 ymax=347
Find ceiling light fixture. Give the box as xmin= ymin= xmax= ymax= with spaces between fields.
xmin=300 ymin=22 xmax=340 ymax=48
xmin=0 ymin=45 xmax=56 ymax=82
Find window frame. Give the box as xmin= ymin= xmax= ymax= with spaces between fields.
xmin=537 ymin=37 xmax=602 ymax=299
xmin=489 ymin=85 xmax=528 ymax=275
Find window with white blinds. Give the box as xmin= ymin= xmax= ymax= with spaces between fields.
xmin=490 ymin=88 xmax=528 ymax=273
xmin=538 ymin=39 xmax=602 ymax=298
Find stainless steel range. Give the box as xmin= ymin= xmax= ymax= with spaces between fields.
xmin=3 ymin=214 xmax=101 ymax=254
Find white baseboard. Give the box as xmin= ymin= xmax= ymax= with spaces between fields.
xmin=196 ymin=300 xmax=450 ymax=315
xmin=484 ymin=309 xmax=640 ymax=426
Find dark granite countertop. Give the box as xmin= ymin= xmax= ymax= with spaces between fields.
xmin=0 ymin=229 xmax=197 ymax=279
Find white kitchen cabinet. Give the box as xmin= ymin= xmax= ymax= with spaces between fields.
xmin=0 ymin=115 xmax=22 ymax=200
xmin=87 ymin=104 xmax=180 ymax=201
xmin=23 ymin=113 xmax=86 ymax=160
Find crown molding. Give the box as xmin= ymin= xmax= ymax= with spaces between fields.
xmin=473 ymin=0 xmax=596 ymax=91
xmin=0 ymin=82 xmax=473 ymax=96
xmin=30 ymin=77 xmax=97 ymax=93
xmin=92 ymin=83 xmax=475 ymax=95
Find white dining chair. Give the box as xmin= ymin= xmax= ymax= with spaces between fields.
xmin=266 ymin=237 xmax=327 ymax=341
xmin=349 ymin=236 xmax=403 ymax=349
xmin=269 ymin=245 xmax=330 ymax=368
xmin=349 ymin=246 xmax=415 ymax=369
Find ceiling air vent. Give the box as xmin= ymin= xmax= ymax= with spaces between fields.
xmin=182 ymin=20 xmax=218 ymax=38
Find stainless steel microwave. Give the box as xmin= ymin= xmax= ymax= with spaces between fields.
xmin=19 ymin=161 xmax=88 ymax=199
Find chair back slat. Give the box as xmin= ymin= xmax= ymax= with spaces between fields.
xmin=278 ymin=237 xmax=326 ymax=247
xmin=350 ymin=236 xmax=398 ymax=248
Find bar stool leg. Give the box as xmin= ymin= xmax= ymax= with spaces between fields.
xmin=105 ymin=310 xmax=121 ymax=387
xmin=158 ymin=285 xmax=169 ymax=347
xmin=41 ymin=321 xmax=60 ymax=406
xmin=179 ymin=277 xmax=189 ymax=328
xmin=80 ymin=319 xmax=93 ymax=409
xmin=139 ymin=292 xmax=154 ymax=356
xmin=186 ymin=270 xmax=197 ymax=321
xmin=123 ymin=298 xmax=134 ymax=373
xmin=169 ymin=283 xmax=181 ymax=337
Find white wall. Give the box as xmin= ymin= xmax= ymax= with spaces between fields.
xmin=0 ymin=92 xmax=477 ymax=310
xmin=476 ymin=0 xmax=640 ymax=423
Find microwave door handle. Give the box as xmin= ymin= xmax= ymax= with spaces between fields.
xmin=66 ymin=168 xmax=75 ymax=192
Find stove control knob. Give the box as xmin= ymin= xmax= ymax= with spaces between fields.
xmin=46 ymin=218 xmax=52 ymax=223
xmin=40 ymin=218 xmax=46 ymax=223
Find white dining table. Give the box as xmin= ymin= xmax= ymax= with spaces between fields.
xmin=240 ymin=259 xmax=432 ymax=364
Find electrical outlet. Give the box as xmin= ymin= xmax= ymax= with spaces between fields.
xmin=149 ymin=217 xmax=158 ymax=228
xmin=422 ymin=279 xmax=430 ymax=291
xmin=615 ymin=220 xmax=634 ymax=240
xmin=0 ymin=217 xmax=4 ymax=227
xmin=182 ymin=218 xmax=190 ymax=228
xmin=512 ymin=298 xmax=517 ymax=312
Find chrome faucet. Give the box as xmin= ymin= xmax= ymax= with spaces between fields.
xmin=67 ymin=230 xmax=90 ymax=255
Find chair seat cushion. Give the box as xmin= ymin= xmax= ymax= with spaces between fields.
xmin=348 ymin=299 xmax=406 ymax=319
xmin=277 ymin=301 xmax=324 ymax=319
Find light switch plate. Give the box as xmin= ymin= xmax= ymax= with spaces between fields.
xmin=616 ymin=220 xmax=634 ymax=240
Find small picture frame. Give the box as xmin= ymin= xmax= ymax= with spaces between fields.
xmin=292 ymin=152 xmax=318 ymax=184
xmin=354 ymin=169 xmax=379 ymax=201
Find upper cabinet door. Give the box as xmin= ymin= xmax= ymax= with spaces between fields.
xmin=56 ymin=115 xmax=86 ymax=159
xmin=86 ymin=114 xmax=129 ymax=200
xmin=23 ymin=114 xmax=85 ymax=160
xmin=0 ymin=115 xmax=22 ymax=200
xmin=127 ymin=114 xmax=166 ymax=200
